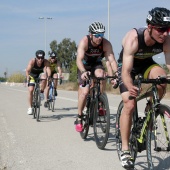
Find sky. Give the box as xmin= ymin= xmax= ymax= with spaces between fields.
xmin=0 ymin=0 xmax=170 ymax=77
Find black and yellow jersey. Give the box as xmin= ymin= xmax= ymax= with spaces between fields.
xmin=49 ymin=59 xmax=58 ymax=73
xmin=118 ymin=27 xmax=163 ymax=67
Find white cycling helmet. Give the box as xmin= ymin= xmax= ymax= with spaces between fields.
xmin=88 ymin=21 xmax=105 ymax=34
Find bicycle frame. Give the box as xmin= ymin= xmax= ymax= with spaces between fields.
xmin=132 ymin=77 xmax=170 ymax=150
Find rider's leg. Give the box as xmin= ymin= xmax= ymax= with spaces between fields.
xmin=75 ymin=85 xmax=89 ymax=132
xmin=147 ymin=66 xmax=167 ymax=99
xmin=39 ymin=73 xmax=47 ymax=92
xmin=120 ymin=92 xmax=136 ymax=151
xmin=53 ymin=73 xmax=58 ymax=96
xmin=53 ymin=73 xmax=58 ymax=89
xmin=28 ymin=85 xmax=34 ymax=108
xmin=77 ymin=86 xmax=89 ymax=118
xmin=27 ymin=84 xmax=34 ymax=114
xmin=94 ymin=68 xmax=105 ymax=93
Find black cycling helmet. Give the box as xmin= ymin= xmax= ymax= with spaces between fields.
xmin=88 ymin=21 xmax=105 ymax=34
xmin=35 ymin=50 xmax=45 ymax=58
xmin=49 ymin=51 xmax=57 ymax=58
xmin=146 ymin=7 xmax=170 ymax=26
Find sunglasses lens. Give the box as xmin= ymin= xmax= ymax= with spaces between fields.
xmin=94 ymin=33 xmax=104 ymax=38
xmin=37 ymin=57 xmax=44 ymax=60
xmin=154 ymin=26 xmax=170 ymax=33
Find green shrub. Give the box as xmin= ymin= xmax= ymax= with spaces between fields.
xmin=7 ymin=72 xmax=25 ymax=83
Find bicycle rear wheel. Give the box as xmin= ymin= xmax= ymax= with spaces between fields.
xmin=35 ymin=89 xmax=41 ymax=122
xmin=146 ymin=104 xmax=170 ymax=169
xmin=93 ymin=93 xmax=110 ymax=150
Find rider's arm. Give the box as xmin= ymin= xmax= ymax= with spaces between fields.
xmin=44 ymin=59 xmax=51 ymax=78
xmin=164 ymin=35 xmax=170 ymax=72
xmin=57 ymin=61 xmax=62 ymax=77
xmin=26 ymin=59 xmax=34 ymax=81
xmin=76 ymin=36 xmax=88 ymax=73
xmin=121 ymin=29 xmax=139 ymax=95
xmin=103 ymin=39 xmax=118 ymax=76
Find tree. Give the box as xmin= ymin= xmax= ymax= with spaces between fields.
xmin=49 ymin=40 xmax=58 ymax=56
xmin=69 ymin=60 xmax=77 ymax=82
xmin=57 ymin=38 xmax=77 ymax=72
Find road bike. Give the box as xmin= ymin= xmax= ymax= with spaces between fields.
xmin=80 ymin=75 xmax=118 ymax=150
xmin=47 ymin=78 xmax=62 ymax=112
xmin=116 ymin=75 xmax=170 ymax=169
xmin=31 ymin=78 xmax=44 ymax=122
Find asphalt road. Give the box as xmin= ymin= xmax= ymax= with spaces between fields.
xmin=0 ymin=83 xmax=170 ymax=170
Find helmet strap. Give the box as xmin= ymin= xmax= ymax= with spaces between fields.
xmin=149 ymin=27 xmax=157 ymax=42
xmin=90 ymin=35 xmax=98 ymax=46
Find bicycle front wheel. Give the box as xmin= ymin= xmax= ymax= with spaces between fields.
xmin=80 ymin=111 xmax=90 ymax=139
xmin=93 ymin=93 xmax=110 ymax=150
xmin=146 ymin=104 xmax=170 ymax=169
xmin=35 ymin=89 xmax=41 ymax=122
xmin=51 ymin=88 xmax=56 ymax=112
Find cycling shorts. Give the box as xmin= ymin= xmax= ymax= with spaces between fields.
xmin=118 ymin=59 xmax=160 ymax=94
xmin=28 ymin=73 xmax=45 ymax=87
xmin=77 ymin=62 xmax=105 ymax=86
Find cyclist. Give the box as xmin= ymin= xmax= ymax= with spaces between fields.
xmin=75 ymin=21 xmax=118 ymax=132
xmin=44 ymin=51 xmax=62 ymax=107
xmin=26 ymin=50 xmax=51 ymax=115
xmin=117 ymin=7 xmax=170 ymax=169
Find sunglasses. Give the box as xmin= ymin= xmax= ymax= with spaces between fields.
xmin=50 ymin=57 xmax=56 ymax=59
xmin=37 ymin=57 xmax=44 ymax=60
xmin=93 ymin=33 xmax=104 ymax=38
xmin=152 ymin=26 xmax=170 ymax=33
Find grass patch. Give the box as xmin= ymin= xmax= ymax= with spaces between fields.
xmin=58 ymin=82 xmax=170 ymax=99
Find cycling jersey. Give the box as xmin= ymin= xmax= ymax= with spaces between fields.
xmin=117 ymin=27 xmax=163 ymax=93
xmin=118 ymin=27 xmax=163 ymax=67
xmin=83 ymin=35 xmax=104 ymax=66
xmin=49 ymin=59 xmax=58 ymax=73
xmin=29 ymin=58 xmax=45 ymax=78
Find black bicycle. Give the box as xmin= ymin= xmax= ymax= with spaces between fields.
xmin=116 ymin=75 xmax=170 ymax=169
xmin=47 ymin=78 xmax=62 ymax=112
xmin=80 ymin=74 xmax=118 ymax=150
xmin=31 ymin=78 xmax=43 ymax=122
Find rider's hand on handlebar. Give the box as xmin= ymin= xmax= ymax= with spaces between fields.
xmin=81 ymin=71 xmax=91 ymax=80
xmin=110 ymin=78 xmax=119 ymax=89
xmin=129 ymin=85 xmax=140 ymax=98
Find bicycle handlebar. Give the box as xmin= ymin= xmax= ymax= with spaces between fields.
xmin=48 ymin=78 xmax=62 ymax=86
xmin=129 ymin=75 xmax=170 ymax=100
xmin=82 ymin=74 xmax=118 ymax=88
xmin=133 ymin=76 xmax=170 ymax=85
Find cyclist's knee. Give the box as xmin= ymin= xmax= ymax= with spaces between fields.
xmin=79 ymin=88 xmax=89 ymax=98
xmin=123 ymin=100 xmax=135 ymax=113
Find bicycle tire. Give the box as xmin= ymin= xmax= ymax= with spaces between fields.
xmin=115 ymin=101 xmax=138 ymax=162
xmin=48 ymin=100 xmax=51 ymax=110
xmin=36 ymin=88 xmax=41 ymax=122
xmin=80 ymin=95 xmax=94 ymax=139
xmin=146 ymin=104 xmax=170 ymax=169
xmin=93 ymin=93 xmax=110 ymax=150
xmin=115 ymin=101 xmax=123 ymax=160
xmin=80 ymin=111 xmax=90 ymax=139
xmin=51 ymin=87 xmax=55 ymax=112
xmin=32 ymin=92 xmax=37 ymax=119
